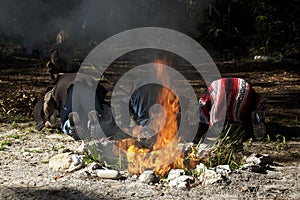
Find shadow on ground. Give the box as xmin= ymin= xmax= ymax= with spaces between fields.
xmin=0 ymin=186 xmax=117 ymax=200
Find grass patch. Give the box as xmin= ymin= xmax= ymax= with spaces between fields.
xmin=7 ymin=134 xmax=21 ymax=139
xmin=0 ymin=112 xmax=30 ymax=124
xmin=85 ymin=144 xmax=102 ymax=163
xmin=23 ymin=126 xmax=38 ymax=134
xmin=201 ymin=123 xmax=245 ymax=170
xmin=82 ymin=156 xmax=94 ymax=164
xmin=82 ymin=141 xmax=125 ymax=170
xmin=0 ymin=140 xmax=12 ymax=151
xmin=263 ymin=133 xmax=290 ymax=150
xmin=0 ymin=146 xmax=6 ymax=151
xmin=1 ymin=141 xmax=12 ymax=146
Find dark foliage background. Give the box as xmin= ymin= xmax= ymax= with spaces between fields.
xmin=0 ymin=0 xmax=298 ymax=60
xmin=196 ymin=0 xmax=300 ymax=59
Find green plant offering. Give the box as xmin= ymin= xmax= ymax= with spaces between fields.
xmin=204 ymin=123 xmax=245 ymax=170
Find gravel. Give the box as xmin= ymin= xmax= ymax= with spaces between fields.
xmin=0 ymin=123 xmax=299 ymax=200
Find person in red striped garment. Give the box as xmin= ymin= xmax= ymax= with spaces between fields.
xmin=194 ymin=77 xmax=266 ymax=144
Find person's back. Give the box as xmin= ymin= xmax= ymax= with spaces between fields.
xmin=128 ymin=83 xmax=182 ymax=146
xmin=195 ymin=78 xmax=266 ymax=143
xmin=129 ymin=83 xmax=166 ymax=126
xmin=199 ymin=78 xmax=264 ymax=125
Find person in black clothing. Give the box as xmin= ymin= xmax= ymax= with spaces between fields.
xmin=129 ymin=83 xmax=166 ymax=127
xmin=128 ymin=83 xmax=182 ymax=146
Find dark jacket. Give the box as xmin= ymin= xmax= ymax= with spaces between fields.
xmin=129 ymin=83 xmax=180 ymax=126
xmin=33 ymin=73 xmax=107 ymax=130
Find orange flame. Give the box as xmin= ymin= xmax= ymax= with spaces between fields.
xmin=116 ymin=58 xmax=186 ymax=176
xmin=152 ymin=58 xmax=180 ymax=150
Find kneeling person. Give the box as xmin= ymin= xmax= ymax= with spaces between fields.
xmin=128 ymin=83 xmax=181 ymax=147
xmin=34 ymin=73 xmax=125 ymax=140
xmin=194 ymin=78 xmax=266 ymax=143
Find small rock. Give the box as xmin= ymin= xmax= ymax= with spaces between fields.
xmin=139 ymin=170 xmax=159 ymax=184
xmin=87 ymin=162 xmax=103 ymax=174
xmin=241 ymin=153 xmax=273 ymax=173
xmin=245 ymin=153 xmax=273 ymax=167
xmin=22 ymin=152 xmax=33 ymax=158
xmin=169 ymin=175 xmax=194 ymax=189
xmin=49 ymin=153 xmax=85 ymax=172
xmin=194 ymin=163 xmax=207 ymax=175
xmin=167 ymin=169 xmax=185 ymax=181
xmin=127 ymin=174 xmax=138 ymax=181
xmin=215 ymin=165 xmax=231 ymax=175
xmin=177 ymin=181 xmax=188 ymax=190
xmin=66 ymin=154 xmax=85 ymax=172
xmin=199 ymin=169 xmax=222 ymax=185
xmin=241 ymin=163 xmax=266 ymax=174
xmin=49 ymin=153 xmax=73 ymax=171
xmin=95 ymin=169 xmax=121 ymax=179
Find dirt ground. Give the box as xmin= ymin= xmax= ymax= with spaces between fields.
xmin=0 ymin=54 xmax=299 ymax=199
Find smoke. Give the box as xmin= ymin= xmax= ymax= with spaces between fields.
xmin=0 ymin=0 xmax=211 ymax=53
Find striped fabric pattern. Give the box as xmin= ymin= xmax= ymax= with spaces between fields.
xmin=199 ymin=78 xmax=263 ymax=126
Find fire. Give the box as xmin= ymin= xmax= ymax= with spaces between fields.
xmin=116 ymin=58 xmax=193 ymax=177
xmin=152 ymin=58 xmax=179 ymax=150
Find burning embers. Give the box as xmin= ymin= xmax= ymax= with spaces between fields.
xmin=115 ymin=59 xmax=197 ymax=177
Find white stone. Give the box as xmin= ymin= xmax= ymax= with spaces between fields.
xmin=48 ymin=153 xmax=85 ymax=172
xmin=199 ymin=169 xmax=222 ymax=185
xmin=194 ymin=163 xmax=207 ymax=175
xmin=95 ymin=169 xmax=121 ymax=179
xmin=241 ymin=153 xmax=273 ymax=173
xmin=169 ymin=175 xmax=194 ymax=189
xmin=215 ymin=165 xmax=231 ymax=175
xmin=49 ymin=153 xmax=73 ymax=171
xmin=264 ymin=185 xmax=288 ymax=193
xmin=66 ymin=154 xmax=85 ymax=172
xmin=167 ymin=169 xmax=185 ymax=181
xmin=139 ymin=170 xmax=159 ymax=184
xmin=177 ymin=181 xmax=188 ymax=189
xmin=245 ymin=154 xmax=262 ymax=165
xmin=87 ymin=162 xmax=103 ymax=174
